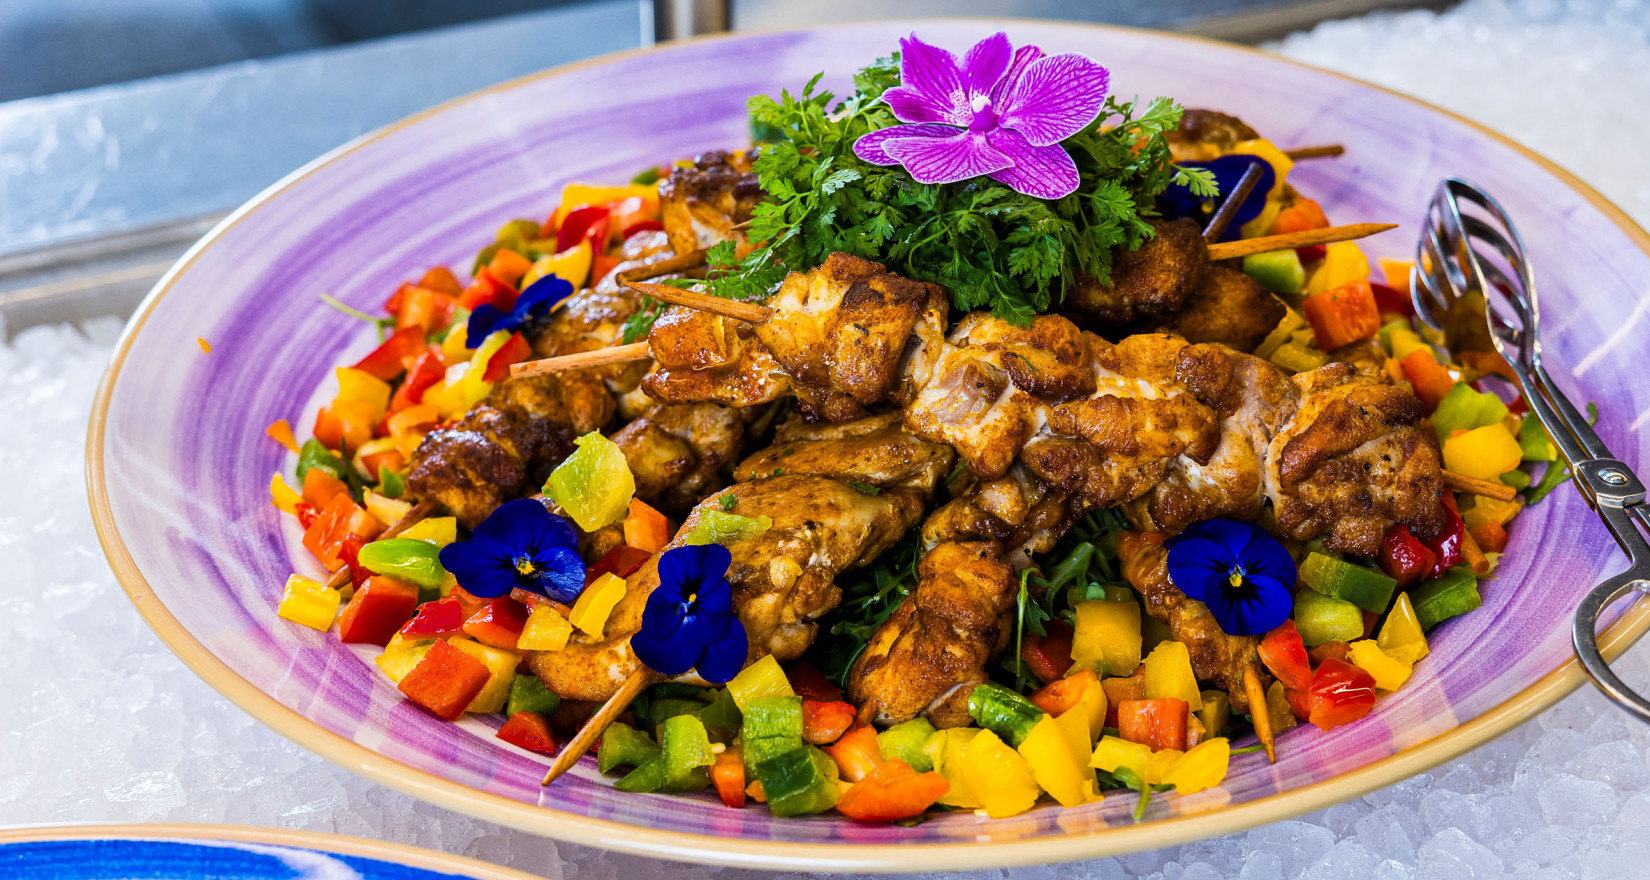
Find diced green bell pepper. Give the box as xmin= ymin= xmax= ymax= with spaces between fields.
xmin=756 ymin=746 xmax=842 ymax=817
xmin=646 ymin=698 xmax=706 ymax=736
xmin=1242 ymin=249 xmax=1307 ymax=295
xmin=659 ymin=715 xmax=715 ymax=792
xmin=877 ymin=718 xmax=937 ymax=773
xmin=1293 ymin=589 xmax=1365 ymax=647
xmin=967 ymin=682 xmax=1046 ymax=748
xmin=1519 ymin=414 xmax=1559 ymax=462
xmin=597 ymin=722 xmax=660 ymax=775
xmin=631 ymin=167 xmax=662 ymax=185
xmin=740 ymin=695 xmax=803 ymax=776
xmin=377 ymin=466 xmax=405 ymax=499
xmin=1502 ymin=469 xmax=1532 ymax=491
xmin=505 ymin=675 xmax=560 ymax=719
xmin=1410 ymin=566 xmax=1482 ymax=631
xmin=697 ymin=688 xmax=743 ymax=736
xmin=685 ymin=510 xmax=774 ymax=546
xmin=614 ymin=754 xmax=666 ymax=792
xmin=357 ymin=538 xmax=448 ymax=589
xmin=296 ymin=438 xmax=344 ymax=483
xmin=1431 ymin=383 xmax=1510 ymax=441
xmin=1299 ymin=552 xmax=1397 ymax=614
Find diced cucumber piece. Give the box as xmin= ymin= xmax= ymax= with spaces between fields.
xmin=1243 ymin=249 xmax=1307 ymax=295
xmin=659 ymin=715 xmax=714 ymax=792
xmin=1293 ymin=589 xmax=1365 ymax=646
xmin=505 ymin=675 xmax=561 ymax=719
xmin=1410 ymin=566 xmax=1482 ymax=630
xmin=597 ymin=722 xmax=660 ymax=775
xmin=1299 ymin=552 xmax=1397 ymax=613
xmin=877 ymin=718 xmax=938 ymax=772
xmin=756 ymin=746 xmax=841 ymax=817
xmin=614 ymin=755 xmax=665 ymax=792
xmin=967 ymin=682 xmax=1046 ymax=748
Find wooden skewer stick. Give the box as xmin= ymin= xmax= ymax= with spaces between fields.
xmin=1284 ymin=144 xmax=1345 ymax=160
xmin=543 ymin=667 xmax=661 ymax=786
xmin=1202 ymin=163 xmax=1265 ymax=244
xmin=324 ymin=498 xmax=440 ymax=591
xmin=1243 ymin=663 xmax=1276 ymax=764
xmin=1443 ymin=469 xmax=1519 ymax=503
xmin=509 ymin=342 xmax=652 ymax=378
xmin=1206 ymin=223 xmax=1399 ymax=261
xmin=622 ymin=281 xmax=774 ymax=323
xmin=616 ymin=248 xmax=709 ymax=284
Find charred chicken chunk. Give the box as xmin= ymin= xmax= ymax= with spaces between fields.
xmin=658 ymin=150 xmax=762 ymax=256
xmin=1066 ymin=218 xmax=1207 ymax=325
xmin=611 ymin=402 xmax=744 ymax=514
xmin=1148 ymin=265 xmax=1287 ymax=354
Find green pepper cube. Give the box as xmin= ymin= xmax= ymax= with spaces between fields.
xmin=659 ymin=714 xmax=715 ymax=792
xmin=1519 ymin=414 xmax=1559 ymax=462
xmin=357 ymin=538 xmax=447 ymax=589
xmin=597 ymin=722 xmax=660 ymax=775
xmin=740 ymin=695 xmax=803 ymax=776
xmin=296 ymin=439 xmax=344 ymax=483
xmin=1432 ymin=383 xmax=1509 ymax=440
xmin=505 ymin=675 xmax=560 ymax=719
xmin=1242 ymin=249 xmax=1306 ymax=295
xmin=1299 ymin=552 xmax=1397 ymax=613
xmin=1409 ymin=566 xmax=1482 ymax=631
xmin=614 ymin=754 xmax=666 ymax=792
xmin=756 ymin=746 xmax=842 ymax=817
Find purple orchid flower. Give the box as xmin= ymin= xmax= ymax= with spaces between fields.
xmin=853 ymin=32 xmax=1110 ymax=200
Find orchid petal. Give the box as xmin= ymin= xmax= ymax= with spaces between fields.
xmin=885 ymin=33 xmax=969 ymax=125
xmin=854 ymin=124 xmax=958 ymax=166
xmin=883 ymin=129 xmax=1012 ymax=185
xmin=961 ymin=32 xmax=1012 ymax=99
xmin=989 ymin=44 xmax=1044 ymax=105
xmin=985 ymin=129 xmax=1080 ymax=200
xmin=997 ymin=53 xmax=1110 ymax=146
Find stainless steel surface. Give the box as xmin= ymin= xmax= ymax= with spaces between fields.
xmin=1411 ymin=177 xmax=1650 ymax=725
xmin=651 ymin=0 xmax=730 ymax=41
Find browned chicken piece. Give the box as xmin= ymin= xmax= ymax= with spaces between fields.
xmin=658 ymin=150 xmax=761 ymax=256
xmin=1066 ymin=218 xmax=1207 ymax=325
xmin=736 ymin=411 xmax=955 ymax=492
xmin=611 ymin=402 xmax=745 ymax=514
xmin=1119 ymin=534 xmax=1264 ymax=713
xmin=641 ymin=313 xmax=794 ymax=408
xmin=1266 ymin=362 xmax=1446 ymax=555
xmin=1165 ymin=108 xmax=1261 ymax=162
xmin=1147 ymin=265 xmax=1287 ymax=353
xmin=848 ymin=541 xmax=1017 ymax=727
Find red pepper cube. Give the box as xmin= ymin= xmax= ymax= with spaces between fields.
xmin=1030 ymin=667 xmax=1100 ymax=717
xmin=481 ymin=332 xmax=531 ymax=383
xmin=823 ymin=725 xmax=884 ymax=783
xmin=462 ymin=597 xmax=530 ymax=650
xmin=457 ymin=269 xmax=517 ymax=313
xmin=1258 ymin=620 xmax=1314 ymax=691
xmin=398 ymin=640 xmax=491 ymax=721
xmin=400 ymin=596 xmax=467 ymax=639
xmin=1117 ymin=698 xmax=1189 ymax=752
xmin=1305 ymin=658 xmax=1378 ymax=730
xmin=1284 ymin=686 xmax=1314 ymax=721
xmin=785 ymin=660 xmax=844 ymax=703
xmin=836 ymin=760 xmax=950 ymax=823
xmin=1379 ymin=525 xmax=1439 ymax=589
xmin=586 ymin=545 xmax=651 ymax=585
xmin=1020 ymin=619 xmax=1075 ymax=684
xmin=801 ymin=700 xmax=857 ymax=746
xmin=338 ymin=576 xmax=421 ymax=646
xmin=1423 ymin=493 xmax=1467 ymax=578
xmin=302 ymin=494 xmax=381 ymax=570
xmin=496 ymin=711 xmax=559 ymax=754
xmin=418 ymin=267 xmax=464 ymax=297
xmin=352 ymin=326 xmax=427 ymax=381
xmin=388 ymin=350 xmax=446 ymax=413
xmin=555 ymin=205 xmax=611 ymax=253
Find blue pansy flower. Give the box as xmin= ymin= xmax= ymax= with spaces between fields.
xmin=438 ymin=498 xmax=586 ymax=602
xmin=631 ymin=545 xmax=748 ymax=683
xmin=1165 ymin=518 xmax=1295 ymax=637
xmin=1160 ymin=155 xmax=1275 ymax=242
xmin=464 ymin=273 xmax=573 ymax=349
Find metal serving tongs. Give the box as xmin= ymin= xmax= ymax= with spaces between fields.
xmin=1411 ymin=177 xmax=1650 ymax=723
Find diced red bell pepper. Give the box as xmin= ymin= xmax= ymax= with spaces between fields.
xmin=338 ymin=575 xmax=421 ymax=646
xmin=497 ymin=711 xmax=559 ymax=754
xmin=1401 ymin=349 xmax=1456 ymax=412
xmin=1379 ymin=524 xmax=1439 ymax=589
xmin=1117 ymin=698 xmax=1189 ymax=752
xmin=622 ymin=219 xmax=665 ymax=239
xmin=301 ymin=467 xmax=350 ymax=509
xmin=352 ymin=326 xmax=428 ymax=381
xmin=1307 ymin=640 xmax=1351 ymax=666
xmin=802 ymin=700 xmax=857 ymax=745
xmin=1362 ymin=609 xmax=1380 ymax=640
xmin=1020 ymin=619 xmax=1075 ymax=684
xmin=336 ymin=533 xmax=371 ymax=588
xmin=1285 ymin=686 xmax=1313 ymax=721
xmin=1305 ymin=658 xmax=1377 ymax=730
xmin=836 ymin=760 xmax=950 ymax=823
xmin=396 ymin=286 xmax=457 ymax=334
xmin=384 ymin=282 xmax=412 ymax=315
xmin=399 ymin=639 xmax=491 ymax=720
xmin=786 ymin=660 xmax=844 ymax=702
xmin=824 ymin=725 xmax=884 ymax=782
xmin=313 ymin=399 xmax=377 ymax=454
xmin=556 ymin=205 xmax=610 ymax=254
xmin=1258 ymin=620 xmax=1314 ymax=690
xmin=1296 ymin=244 xmax=1327 ymax=263
xmin=1030 ymin=667 xmax=1100 ymax=717
xmin=589 ymin=254 xmax=622 ymax=287
xmin=1423 ymin=493 xmax=1466 ymax=578
xmin=622 ymin=499 xmax=671 ymax=555
xmin=388 ymin=350 xmax=446 ymax=413
xmin=303 ymin=494 xmax=383 ymax=570
xmin=1370 ymin=281 xmax=1413 ymax=317
xmin=712 ymin=747 xmax=747 ymax=808
xmin=1304 ymin=279 xmax=1382 ymax=351
xmin=462 ymin=596 xmax=530 ymax=650
xmin=585 ymin=545 xmax=651 ymax=585
xmin=418 ymin=266 xmax=464 ymax=297
xmin=295 ymin=502 xmax=320 ymax=530
xmin=481 ymin=332 xmax=531 ymax=383
xmin=457 ymin=268 xmax=518 ymax=314
xmin=401 ymin=596 xmax=467 ymax=638
xmin=1102 ymin=671 xmax=1147 ymax=729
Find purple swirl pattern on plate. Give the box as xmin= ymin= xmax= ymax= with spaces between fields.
xmin=93 ymin=21 xmax=1650 ymax=867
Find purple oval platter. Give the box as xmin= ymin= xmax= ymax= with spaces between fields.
xmin=87 ymin=20 xmax=1650 ymax=871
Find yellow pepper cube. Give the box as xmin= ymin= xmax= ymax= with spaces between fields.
xmin=269 ymin=473 xmax=301 ymax=515
xmin=277 ymin=574 xmax=340 ymax=631
xmin=568 ymin=572 xmax=627 ymax=638
xmin=448 ymin=638 xmax=522 ymax=715
xmin=1377 ymin=593 xmax=1431 ymax=666
xmin=1089 ymin=735 xmax=1153 ymax=775
xmin=725 ymin=653 xmax=794 ymax=710
xmin=1017 ymin=715 xmax=1095 ymax=808
xmin=1141 ymin=748 xmax=1185 ymax=786
xmin=1305 ymin=242 xmax=1371 ymax=296
xmin=551 ymin=183 xmax=658 ymax=227
xmin=518 ymin=604 xmax=574 ymax=652
xmin=400 ymin=517 xmax=458 ymax=548
xmin=1443 ymin=424 xmax=1523 ymax=481
xmin=1072 ymin=599 xmax=1142 ymax=677
xmin=1142 ymin=641 xmax=1204 ymax=711
xmin=335 ymin=367 xmax=392 ymax=419
xmin=1349 ymin=639 xmax=1413 ymax=691
xmin=363 ymin=489 xmax=414 ymax=530
xmin=1163 ymin=737 xmax=1230 ymax=794
xmin=374 ymin=641 xmax=433 ymax=683
xmin=924 ymin=728 xmax=984 ymax=809
xmin=1071 ymin=677 xmax=1109 ymax=745
xmin=962 ymin=730 xmax=1042 ymax=818
xmin=1461 ymin=496 xmax=1522 ymax=530
xmin=523 ymin=240 xmax=594 ymax=291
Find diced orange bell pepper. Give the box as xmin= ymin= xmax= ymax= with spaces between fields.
xmin=398 ymin=639 xmax=492 ymax=721
xmin=802 ymin=700 xmax=857 ymax=745
xmin=1030 ymin=667 xmax=1100 ymax=717
xmin=1020 ymin=619 xmax=1075 ymax=684
xmin=487 ymin=248 xmax=534 ymax=288
xmin=303 ymin=494 xmax=383 ymax=570
xmin=497 ymin=711 xmax=559 ymax=754
xmin=1401 ymin=349 xmax=1457 ymax=412
xmin=461 ymin=596 xmax=530 ymax=650
xmin=266 ymin=419 xmax=299 ymax=453
xmin=786 ymin=660 xmax=844 ymax=702
xmin=418 ymin=266 xmax=464 ymax=296
xmin=836 ymin=759 xmax=950 ymax=823
xmin=1102 ymin=671 xmax=1147 ymax=729
xmin=1460 ymin=349 xmax=1516 ymax=382
xmin=1468 ymin=520 xmax=1508 ymax=553
xmin=359 ymin=446 xmax=405 ymax=479
xmin=301 ymin=467 xmax=350 ymax=509
xmin=352 ymin=326 xmax=427 ymax=381
xmin=1270 ymin=198 xmax=1328 ymax=235
xmin=713 ymin=747 xmax=747 ymax=808
xmin=396 ymin=286 xmax=457 ymax=334
xmin=1117 ymin=698 xmax=1189 ymax=752
xmin=824 ymin=725 xmax=884 ymax=782
xmin=338 ymin=576 xmax=421 ymax=646
xmin=386 ymin=403 xmax=440 ymax=439
xmin=589 ymin=254 xmax=622 ymax=287
xmin=622 ymin=499 xmax=671 ymax=554
xmin=1303 ymin=279 xmax=1382 ymax=351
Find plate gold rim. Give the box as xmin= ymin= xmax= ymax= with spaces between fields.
xmin=84 ymin=18 xmax=1650 ymax=872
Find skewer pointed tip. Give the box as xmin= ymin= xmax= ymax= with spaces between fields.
xmin=541 ymin=667 xmax=660 ymax=786
xmin=1243 ymin=664 xmax=1277 ymax=765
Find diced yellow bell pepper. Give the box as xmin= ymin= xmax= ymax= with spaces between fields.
xmin=1142 ymin=641 xmax=1204 ymax=711
xmin=1198 ymin=690 xmax=1230 ymax=739
xmin=270 ymin=472 xmax=301 ymax=514
xmin=545 ymin=432 xmax=636 ymax=531
xmin=568 ymin=572 xmax=626 ymax=638
xmin=924 ymin=728 xmax=984 ymax=809
xmin=277 ymin=574 xmax=340 ymax=631
xmin=400 ymin=517 xmax=458 ymax=548
xmin=1141 ymin=748 xmax=1185 ymax=786
xmin=1240 ymin=197 xmax=1285 ymax=240
xmin=1089 ymin=735 xmax=1153 ymax=775
xmin=449 ymin=638 xmax=522 ymax=715
xmin=1377 ymin=258 xmax=1415 ymax=296
xmin=1305 ymin=242 xmax=1370 ymax=296
xmin=440 ymin=323 xmax=469 ymax=360
xmin=1348 ymin=639 xmax=1412 ymax=691
xmin=1269 ymin=341 xmax=1330 ymax=374
xmin=1377 ymin=593 xmax=1430 ymax=666
xmin=1231 ymin=138 xmax=1294 ymax=199
xmin=522 ymin=240 xmax=594 ymax=291
xmin=726 ymin=653 xmax=793 ymax=710
xmin=551 ymin=183 xmax=659 ymax=227
xmin=1070 ymin=675 xmax=1109 ymax=744
xmin=1443 ymin=424 xmax=1523 ymax=481
xmin=1461 ymin=496 xmax=1522 ymax=530
xmin=518 ymin=603 xmax=574 ymax=652
xmin=962 ymin=729 xmax=1042 ymax=818
xmin=374 ymin=640 xmax=433 ymax=683
xmin=1163 ymin=737 xmax=1230 ymax=794
xmin=363 ymin=489 xmax=414 ymax=529
xmin=1382 ymin=322 xmax=1429 ymax=361
xmin=1017 ymin=714 xmax=1095 ymax=808
xmin=335 ymin=367 xmax=392 ymax=420
xmin=1254 ymin=307 xmax=1307 ymax=360
xmin=1072 ymin=599 xmax=1142 ymax=677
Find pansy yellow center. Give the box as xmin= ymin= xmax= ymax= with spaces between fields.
xmin=515 ymin=557 xmax=537 ymax=576
xmin=1228 ymin=565 xmax=1246 ymax=588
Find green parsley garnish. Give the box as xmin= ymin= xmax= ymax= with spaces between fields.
xmin=718 ymin=494 xmax=738 ymax=511
xmin=847 ymin=480 xmax=883 ymax=495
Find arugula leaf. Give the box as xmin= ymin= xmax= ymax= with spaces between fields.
xmin=847 ymin=480 xmax=884 ymax=495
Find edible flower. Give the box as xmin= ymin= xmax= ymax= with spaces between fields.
xmin=631 ymin=545 xmax=748 ymax=683
xmin=438 ymin=498 xmax=585 ymax=601
xmin=1159 ymin=155 xmax=1273 ymax=240
xmin=464 ymin=273 xmax=571 ymax=348
xmin=1164 ymin=519 xmax=1295 ymax=637
xmin=853 ymin=32 xmax=1110 ymax=200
